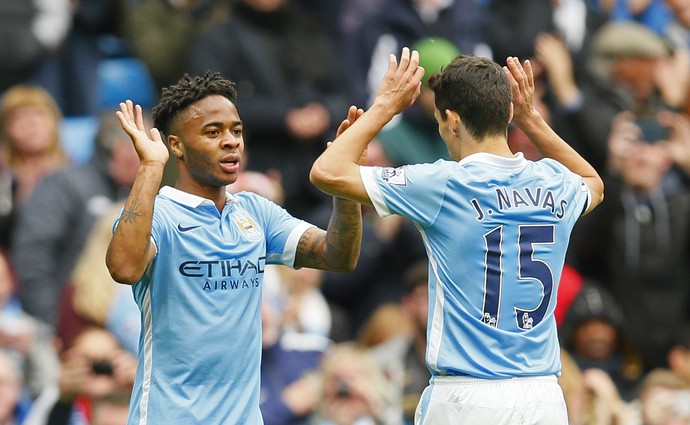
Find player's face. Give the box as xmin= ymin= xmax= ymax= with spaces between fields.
xmin=177 ymin=95 xmax=245 ymax=188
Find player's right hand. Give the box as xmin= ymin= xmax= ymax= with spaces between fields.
xmin=116 ymin=100 xmax=169 ymax=166
xmin=372 ymin=47 xmax=425 ymax=116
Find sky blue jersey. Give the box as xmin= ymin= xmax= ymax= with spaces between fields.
xmin=360 ymin=153 xmax=591 ymax=379
xmin=115 ymin=187 xmax=312 ymax=425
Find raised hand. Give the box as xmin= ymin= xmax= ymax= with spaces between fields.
xmin=503 ymin=56 xmax=537 ymax=128
xmin=115 ymin=100 xmax=169 ymax=166
xmin=372 ymin=47 xmax=425 ymax=116
xmin=330 ymin=105 xmax=367 ymax=164
xmin=335 ymin=105 xmax=365 ymax=138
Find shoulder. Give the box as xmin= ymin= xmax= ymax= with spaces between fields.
xmin=232 ymin=191 xmax=278 ymax=210
xmin=527 ymin=158 xmax=577 ymax=177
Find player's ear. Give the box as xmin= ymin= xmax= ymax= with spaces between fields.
xmin=446 ymin=109 xmax=461 ymax=136
xmin=508 ymin=103 xmax=514 ymax=124
xmin=168 ymin=135 xmax=183 ymax=158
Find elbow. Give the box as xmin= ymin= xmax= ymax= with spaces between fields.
xmin=334 ymin=246 xmax=361 ymax=273
xmin=583 ymin=176 xmax=605 ymax=215
xmin=309 ymin=160 xmax=333 ymax=193
xmin=593 ymin=177 xmax=605 ymax=208
xmin=106 ymin=257 xmax=143 ymax=285
xmin=345 ymin=256 xmax=359 ymax=272
xmin=330 ymin=258 xmax=359 ymax=273
xmin=310 ymin=159 xmax=352 ymax=196
xmin=341 ymin=254 xmax=359 ymax=273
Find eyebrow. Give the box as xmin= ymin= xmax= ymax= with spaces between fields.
xmin=203 ymin=120 xmax=242 ymax=128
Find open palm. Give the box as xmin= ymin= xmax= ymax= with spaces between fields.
xmin=116 ymin=100 xmax=169 ymax=166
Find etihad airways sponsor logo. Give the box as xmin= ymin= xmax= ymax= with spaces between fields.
xmin=178 ymin=257 xmax=266 ymax=292
xmin=178 ymin=257 xmax=266 ymax=277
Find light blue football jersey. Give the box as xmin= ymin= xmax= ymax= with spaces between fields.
xmin=116 ymin=186 xmax=312 ymax=425
xmin=360 ymin=153 xmax=591 ymax=379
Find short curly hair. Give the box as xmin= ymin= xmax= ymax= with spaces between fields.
xmin=152 ymin=71 xmax=237 ymax=137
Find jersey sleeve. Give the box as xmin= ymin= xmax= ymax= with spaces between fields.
xmin=247 ymin=194 xmax=312 ymax=268
xmin=545 ymin=158 xmax=592 ymax=222
xmin=360 ymin=163 xmax=448 ymax=227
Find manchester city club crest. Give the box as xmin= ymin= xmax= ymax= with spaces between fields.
xmin=230 ymin=210 xmax=263 ymax=240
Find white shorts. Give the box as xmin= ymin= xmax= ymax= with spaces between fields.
xmin=415 ymin=375 xmax=568 ymax=425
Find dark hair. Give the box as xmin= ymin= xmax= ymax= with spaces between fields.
xmin=152 ymin=71 xmax=237 ymax=137
xmin=427 ymin=55 xmax=511 ymax=139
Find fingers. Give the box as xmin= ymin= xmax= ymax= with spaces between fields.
xmin=346 ymin=105 xmax=358 ymax=123
xmin=335 ymin=106 xmax=365 ymax=137
xmin=523 ymin=59 xmax=535 ymax=91
xmin=135 ymin=104 xmax=146 ymax=132
xmin=150 ymin=127 xmax=163 ymax=143
xmin=398 ymin=47 xmax=411 ymax=75
xmin=504 ymin=56 xmax=536 ymax=99
xmin=387 ymin=52 xmax=398 ymax=77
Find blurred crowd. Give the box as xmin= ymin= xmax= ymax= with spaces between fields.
xmin=2 ymin=0 xmax=690 ymax=424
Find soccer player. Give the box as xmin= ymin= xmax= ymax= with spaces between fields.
xmin=105 ymin=72 xmax=363 ymax=424
xmin=310 ymin=49 xmax=604 ymax=424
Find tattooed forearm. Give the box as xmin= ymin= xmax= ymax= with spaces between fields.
xmin=121 ymin=202 xmax=143 ymax=223
xmin=296 ymin=198 xmax=362 ymax=271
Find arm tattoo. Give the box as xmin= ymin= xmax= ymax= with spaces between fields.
xmin=120 ymin=180 xmax=147 ymax=224
xmin=120 ymin=202 xmax=142 ymax=224
xmin=296 ymin=228 xmax=328 ymax=267
xmin=296 ymin=200 xmax=362 ymax=271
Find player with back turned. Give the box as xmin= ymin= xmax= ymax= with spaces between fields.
xmin=310 ymin=49 xmax=604 ymax=424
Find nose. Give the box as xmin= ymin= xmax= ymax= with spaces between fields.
xmin=221 ymin=129 xmax=241 ymax=149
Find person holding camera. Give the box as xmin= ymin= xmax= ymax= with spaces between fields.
xmin=570 ymin=105 xmax=690 ymax=373
xmin=307 ymin=342 xmax=402 ymax=425
xmin=33 ymin=327 xmax=136 ymax=425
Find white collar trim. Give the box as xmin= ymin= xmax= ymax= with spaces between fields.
xmin=159 ymin=186 xmax=237 ymax=207
xmin=458 ymin=152 xmax=527 ymax=170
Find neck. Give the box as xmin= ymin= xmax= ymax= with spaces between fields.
xmin=451 ymin=134 xmax=514 ymax=161
xmin=175 ymin=177 xmax=228 ymax=212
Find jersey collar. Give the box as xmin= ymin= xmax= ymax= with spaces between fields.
xmin=159 ymin=186 xmax=237 ymax=208
xmin=458 ymin=152 xmax=527 ymax=170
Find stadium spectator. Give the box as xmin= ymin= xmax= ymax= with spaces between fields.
xmin=56 ymin=201 xmax=139 ymax=355
xmin=260 ymin=280 xmax=329 ymax=425
xmin=0 ymin=250 xmax=59 ymax=401
xmin=122 ymin=0 xmax=233 ymax=92
xmin=0 ymin=349 xmax=33 ymax=425
xmin=0 ymin=0 xmax=70 ymax=94
xmin=374 ymin=37 xmax=458 ymax=167
xmin=340 ymin=0 xmax=488 ymax=108
xmin=38 ymin=327 xmax=136 ymax=425
xmin=186 ymin=0 xmax=352 ymax=219
xmin=307 ymin=342 xmax=403 ymax=425
xmin=569 ymin=108 xmax=690 ymax=372
xmin=11 ymin=112 xmax=139 ymax=328
xmin=559 ymin=281 xmax=644 ymax=400
xmin=0 ymin=85 xmax=69 ymax=248
xmin=629 ymin=368 xmax=690 ymax=425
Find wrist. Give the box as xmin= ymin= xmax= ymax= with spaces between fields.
xmin=514 ymin=110 xmax=545 ymax=133
xmin=370 ymin=99 xmax=400 ymax=122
